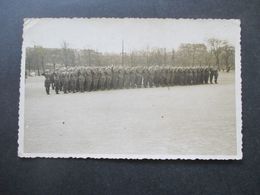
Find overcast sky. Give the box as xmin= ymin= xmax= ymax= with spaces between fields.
xmin=23 ymin=18 xmax=240 ymax=53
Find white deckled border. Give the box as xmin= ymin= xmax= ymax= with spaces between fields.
xmin=18 ymin=18 xmax=242 ymax=160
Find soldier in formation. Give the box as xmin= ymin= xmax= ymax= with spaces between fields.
xmin=43 ymin=65 xmax=219 ymax=95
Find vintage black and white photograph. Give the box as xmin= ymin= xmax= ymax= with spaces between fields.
xmin=18 ymin=18 xmax=242 ymax=159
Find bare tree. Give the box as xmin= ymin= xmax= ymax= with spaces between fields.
xmin=61 ymin=41 xmax=70 ymax=67
xmin=25 ymin=39 xmax=235 ymax=71
xmin=221 ymin=42 xmax=235 ymax=72
xmin=207 ymin=38 xmax=225 ymax=70
xmin=33 ymin=45 xmax=46 ymax=75
xmin=175 ymin=43 xmax=207 ymax=67
xmin=171 ymin=49 xmax=175 ymax=66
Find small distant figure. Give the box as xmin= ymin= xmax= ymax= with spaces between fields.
xmin=226 ymin=65 xmax=231 ymax=73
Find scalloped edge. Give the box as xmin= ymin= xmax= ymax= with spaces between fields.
xmin=18 ymin=18 xmax=242 ymax=160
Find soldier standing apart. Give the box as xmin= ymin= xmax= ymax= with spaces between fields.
xmin=209 ymin=67 xmax=214 ymax=84
xmin=213 ymin=66 xmax=219 ymax=84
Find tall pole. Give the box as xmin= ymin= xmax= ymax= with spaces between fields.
xmin=171 ymin=49 xmax=175 ymax=66
xmin=121 ymin=40 xmax=124 ymax=66
xmin=164 ymin=48 xmax=167 ymax=66
xmin=88 ymin=50 xmax=91 ymax=66
xmin=146 ymin=46 xmax=149 ymax=66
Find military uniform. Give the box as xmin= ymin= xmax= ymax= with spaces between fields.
xmin=118 ymin=68 xmax=125 ymax=89
xmin=53 ymin=74 xmax=60 ymax=94
xmin=43 ymin=73 xmax=51 ymax=95
xmin=44 ymin=65 xmax=218 ymax=94
xmin=63 ymin=73 xmax=69 ymax=93
xmin=166 ymin=67 xmax=171 ymax=86
xmin=142 ymin=67 xmax=149 ymax=88
xmin=170 ymin=68 xmax=175 ymax=85
xmin=204 ymin=68 xmax=210 ymax=84
xmin=148 ymin=67 xmax=154 ymax=87
xmin=136 ymin=68 xmax=143 ymax=88
xmin=209 ymin=68 xmax=214 ymax=84
xmin=112 ymin=67 xmax=119 ymax=89
xmin=85 ymin=68 xmax=92 ymax=91
xmin=213 ymin=67 xmax=218 ymax=84
xmin=71 ymin=73 xmax=77 ymax=93
xmin=154 ymin=67 xmax=160 ymax=87
xmin=124 ymin=68 xmax=131 ymax=89
xmin=92 ymin=68 xmax=100 ymax=90
xmin=130 ymin=68 xmax=136 ymax=88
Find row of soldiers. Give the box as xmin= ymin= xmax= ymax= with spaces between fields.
xmin=43 ymin=66 xmax=219 ymax=95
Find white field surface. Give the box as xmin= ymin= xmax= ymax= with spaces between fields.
xmin=23 ymin=71 xmax=237 ymax=157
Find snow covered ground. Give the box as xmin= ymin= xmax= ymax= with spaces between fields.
xmin=23 ymin=71 xmax=237 ymax=156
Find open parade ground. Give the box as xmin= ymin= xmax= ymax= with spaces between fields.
xmin=23 ymin=71 xmax=237 ymax=156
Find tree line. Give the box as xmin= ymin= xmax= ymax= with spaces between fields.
xmin=25 ymin=38 xmax=235 ymax=76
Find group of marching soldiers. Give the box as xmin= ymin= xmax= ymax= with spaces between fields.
xmin=43 ymin=66 xmax=219 ymax=95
